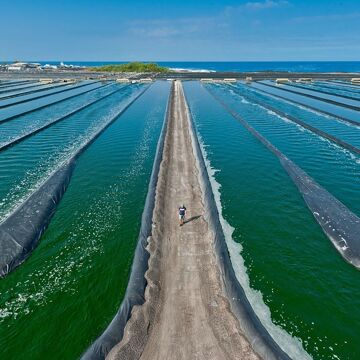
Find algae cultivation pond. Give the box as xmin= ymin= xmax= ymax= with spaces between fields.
xmin=1 ymin=78 xmax=360 ymax=359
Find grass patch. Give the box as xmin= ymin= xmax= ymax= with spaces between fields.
xmin=89 ymin=62 xmax=170 ymax=73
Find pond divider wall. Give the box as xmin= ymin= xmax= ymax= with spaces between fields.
xmin=81 ymin=81 xmax=173 ymax=360
xmin=206 ymin=86 xmax=360 ymax=270
xmin=0 ymin=84 xmax=123 ymax=152
xmin=0 ymin=81 xmax=99 ymax=110
xmin=0 ymin=82 xmax=50 ymax=96
xmin=227 ymin=84 xmax=360 ymax=156
xmin=181 ymin=83 xmax=292 ymax=360
xmin=0 ymin=82 xmax=110 ymax=124
xmin=244 ymin=83 xmax=360 ymax=128
xmin=0 ymin=82 xmax=70 ymax=101
xmin=0 ymin=84 xmax=150 ymax=278
xmin=0 ymin=80 xmax=35 ymax=89
xmin=284 ymin=82 xmax=360 ymax=102
xmin=326 ymin=80 xmax=360 ymax=90
xmin=0 ymin=162 xmax=75 ymax=277
xmin=257 ymin=82 xmax=360 ymax=111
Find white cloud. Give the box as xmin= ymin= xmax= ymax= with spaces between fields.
xmin=126 ymin=1 xmax=292 ymax=41
xmin=223 ymin=0 xmax=289 ymax=17
xmin=244 ymin=0 xmax=289 ymax=11
xmin=126 ymin=17 xmax=225 ymax=39
xmin=291 ymin=12 xmax=360 ymax=23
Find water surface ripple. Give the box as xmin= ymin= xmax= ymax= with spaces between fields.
xmin=0 ymin=81 xmax=170 ymax=360
xmin=184 ymin=81 xmax=360 ymax=360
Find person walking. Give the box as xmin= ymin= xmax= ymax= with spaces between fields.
xmin=178 ymin=204 xmax=187 ymax=226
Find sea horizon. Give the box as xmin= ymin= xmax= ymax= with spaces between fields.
xmin=3 ymin=60 xmax=360 ymax=73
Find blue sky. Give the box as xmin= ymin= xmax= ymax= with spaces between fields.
xmin=1 ymin=0 xmax=359 ymax=61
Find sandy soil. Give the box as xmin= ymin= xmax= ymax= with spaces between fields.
xmin=106 ymin=81 xmax=260 ymax=360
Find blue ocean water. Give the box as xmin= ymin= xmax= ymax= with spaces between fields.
xmin=32 ymin=61 xmax=360 ymax=73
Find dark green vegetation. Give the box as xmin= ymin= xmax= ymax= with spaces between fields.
xmin=90 ymin=62 xmax=170 ymax=73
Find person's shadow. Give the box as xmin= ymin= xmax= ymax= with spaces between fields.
xmin=184 ymin=215 xmax=202 ymax=225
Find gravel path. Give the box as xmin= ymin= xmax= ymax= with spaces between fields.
xmin=106 ymin=81 xmax=260 ymax=360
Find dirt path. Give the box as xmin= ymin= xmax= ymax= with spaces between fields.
xmin=106 ymin=81 xmax=260 ymax=360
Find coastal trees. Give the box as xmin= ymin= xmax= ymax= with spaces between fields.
xmin=90 ymin=62 xmax=169 ymax=73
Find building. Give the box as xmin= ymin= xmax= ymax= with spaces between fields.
xmin=116 ymin=78 xmax=130 ymax=83
xmin=6 ymin=62 xmax=41 ymax=71
xmin=276 ymin=78 xmax=290 ymax=84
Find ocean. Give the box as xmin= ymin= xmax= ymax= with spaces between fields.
xmin=32 ymin=61 xmax=360 ymax=73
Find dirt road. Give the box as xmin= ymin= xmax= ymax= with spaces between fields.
xmin=106 ymin=81 xmax=260 ymax=360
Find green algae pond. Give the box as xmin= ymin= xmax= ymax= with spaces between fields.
xmin=1 ymin=79 xmax=360 ymax=359
xmin=0 ymin=81 xmax=170 ymax=359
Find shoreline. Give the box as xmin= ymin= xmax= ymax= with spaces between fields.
xmin=0 ymin=70 xmax=359 ymax=81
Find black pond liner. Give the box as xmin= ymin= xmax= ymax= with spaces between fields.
xmin=205 ymin=86 xmax=360 ymax=270
xmin=284 ymin=82 xmax=360 ymax=102
xmin=0 ymin=82 xmax=70 ymax=101
xmin=183 ymin=84 xmax=292 ymax=360
xmin=0 ymin=84 xmax=123 ymax=152
xmin=314 ymin=82 xmax=360 ymax=95
xmin=244 ymin=83 xmax=360 ymax=128
xmin=0 ymin=161 xmax=75 ymax=278
xmin=0 ymin=80 xmax=36 ymax=90
xmin=326 ymin=80 xmax=360 ymax=91
xmin=258 ymin=81 xmax=360 ymax=111
xmin=81 ymin=81 xmax=173 ymax=360
xmin=0 ymin=84 xmax=151 ymax=278
xmin=82 ymin=81 xmax=295 ymax=360
xmin=0 ymin=82 xmax=110 ymax=124
xmin=0 ymin=81 xmax=99 ymax=110
xmin=0 ymin=82 xmax=51 ymax=96
xmin=226 ymin=84 xmax=360 ymax=156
